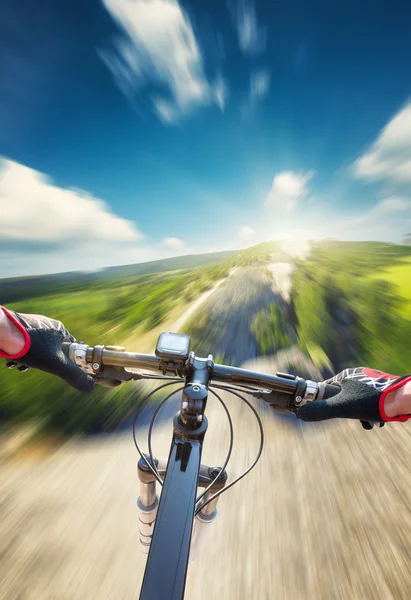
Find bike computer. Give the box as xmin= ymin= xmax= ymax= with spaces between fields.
xmin=155 ymin=332 xmax=191 ymax=362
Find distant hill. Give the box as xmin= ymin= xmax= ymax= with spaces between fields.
xmin=0 ymin=241 xmax=286 ymax=305
xmin=308 ymin=239 xmax=411 ymax=273
xmin=0 ymin=250 xmax=238 ymax=304
xmin=230 ymin=240 xmax=282 ymax=266
xmin=100 ymin=250 xmax=238 ymax=279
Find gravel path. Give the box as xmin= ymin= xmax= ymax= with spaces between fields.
xmin=2 ymin=398 xmax=411 ymax=600
xmin=189 ymin=266 xmax=280 ymax=364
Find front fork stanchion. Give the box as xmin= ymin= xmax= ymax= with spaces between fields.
xmin=190 ymin=467 xmax=228 ymax=562
xmin=137 ymin=456 xmax=228 ymax=560
xmin=137 ymin=456 xmax=159 ymax=554
xmin=137 ymin=455 xmax=168 ymax=554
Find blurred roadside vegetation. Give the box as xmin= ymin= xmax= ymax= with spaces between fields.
xmin=226 ymin=241 xmax=287 ymax=267
xmin=0 ymin=259 xmax=236 ymax=435
xmin=291 ymin=240 xmax=411 ymax=375
xmin=0 ymin=250 xmax=236 ymax=304
xmin=252 ymin=304 xmax=292 ymax=355
xmin=0 ymin=241 xmax=282 ymax=435
xmin=9 ymin=236 xmax=410 ymax=437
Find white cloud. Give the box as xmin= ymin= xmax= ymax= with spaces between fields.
xmin=370 ymin=196 xmax=411 ymax=217
xmin=0 ymin=158 xmax=141 ymax=244
xmin=241 ymin=68 xmax=270 ymax=118
xmin=264 ymin=171 xmax=314 ymax=212
xmin=153 ymin=97 xmax=178 ymax=124
xmin=238 ymin=225 xmax=255 ymax=244
xmin=162 ymin=237 xmax=185 ymax=250
xmin=329 ymin=196 xmax=411 ymax=234
xmin=213 ymin=74 xmax=227 ymax=111
xmin=250 ymin=69 xmax=270 ymax=102
xmin=101 ymin=0 xmax=225 ymax=123
xmin=230 ymin=0 xmax=266 ymax=55
xmin=352 ymin=102 xmax=411 ymax=184
xmin=334 ymin=197 xmax=411 ymax=241
xmin=259 ymin=198 xmax=411 ymax=247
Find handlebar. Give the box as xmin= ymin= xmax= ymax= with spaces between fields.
xmin=62 ymin=341 xmax=340 ymax=410
xmin=60 ymin=337 xmax=341 ymax=581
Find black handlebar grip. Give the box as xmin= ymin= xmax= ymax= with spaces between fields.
xmin=298 ymin=383 xmax=342 ymax=422
xmin=61 ymin=342 xmax=71 ymax=356
xmin=319 ymin=383 xmax=341 ymax=400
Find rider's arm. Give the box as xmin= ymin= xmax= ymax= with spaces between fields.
xmin=0 ymin=307 xmax=28 ymax=356
xmin=0 ymin=306 xmax=94 ymax=392
xmin=384 ymin=382 xmax=411 ymax=417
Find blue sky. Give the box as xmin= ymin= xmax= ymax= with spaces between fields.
xmin=1 ymin=0 xmax=411 ymax=276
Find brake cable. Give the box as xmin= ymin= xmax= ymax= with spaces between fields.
xmin=194 ymin=385 xmax=264 ymax=516
xmin=195 ymin=387 xmax=234 ymax=505
xmin=133 ymin=378 xmax=265 ymax=512
xmin=147 ymin=386 xmax=185 ymax=482
xmin=133 ymin=380 xmax=183 ymax=486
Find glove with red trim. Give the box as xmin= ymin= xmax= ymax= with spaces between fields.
xmin=0 ymin=307 xmax=94 ymax=393
xmin=297 ymin=367 xmax=411 ymax=429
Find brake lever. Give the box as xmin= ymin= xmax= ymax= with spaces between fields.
xmin=361 ymin=420 xmax=385 ymax=430
xmin=253 ymin=389 xmax=294 ymax=413
xmin=6 ymin=361 xmax=31 ymax=372
xmin=92 ymin=365 xmax=136 ymax=388
xmin=253 ymin=379 xmax=329 ymax=414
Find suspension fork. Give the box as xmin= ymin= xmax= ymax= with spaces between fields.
xmin=137 ymin=455 xmax=228 ymax=559
xmin=190 ymin=467 xmax=228 ymax=561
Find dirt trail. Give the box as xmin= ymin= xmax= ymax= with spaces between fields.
xmin=189 ymin=266 xmax=280 ymax=364
xmin=2 ymin=266 xmax=411 ymax=599
xmin=173 ymin=269 xmax=237 ymax=333
xmin=2 ymin=395 xmax=411 ymax=600
xmin=268 ymin=262 xmax=294 ymax=302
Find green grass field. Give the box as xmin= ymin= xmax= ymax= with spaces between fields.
xmin=369 ymin=257 xmax=411 ymax=320
xmin=292 ymin=241 xmax=411 ymax=375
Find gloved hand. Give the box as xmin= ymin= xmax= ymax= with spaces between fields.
xmin=297 ymin=367 xmax=411 ymax=429
xmin=0 ymin=307 xmax=94 ymax=393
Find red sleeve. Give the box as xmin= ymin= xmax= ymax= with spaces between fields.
xmin=0 ymin=307 xmax=31 ymax=359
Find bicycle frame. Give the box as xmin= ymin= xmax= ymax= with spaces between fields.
xmin=139 ymin=355 xmax=213 ymax=600
xmin=139 ymin=429 xmax=205 ymax=599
